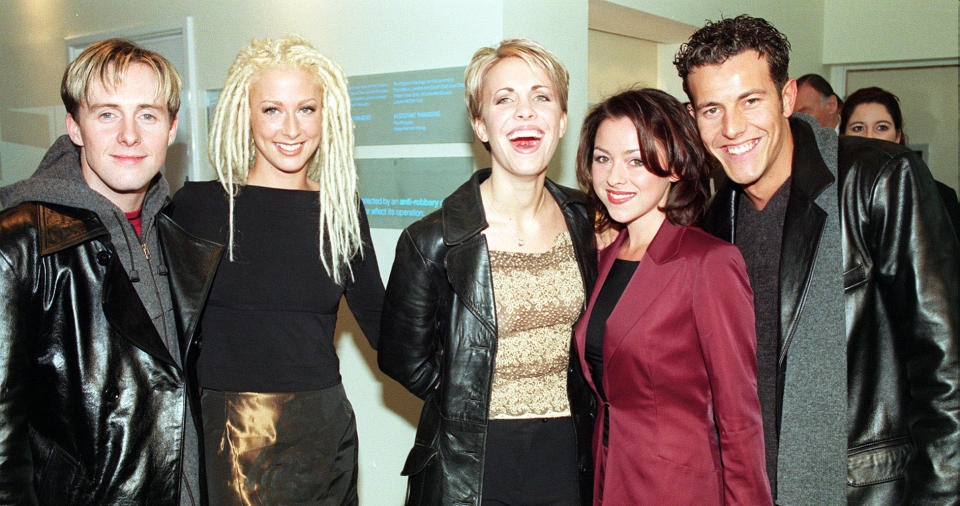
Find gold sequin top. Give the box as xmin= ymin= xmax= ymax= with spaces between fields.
xmin=487 ymin=231 xmax=585 ymax=420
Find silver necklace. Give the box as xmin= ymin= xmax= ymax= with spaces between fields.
xmin=483 ymin=186 xmax=547 ymax=248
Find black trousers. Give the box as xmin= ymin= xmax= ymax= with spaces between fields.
xmin=481 ymin=417 xmax=580 ymax=506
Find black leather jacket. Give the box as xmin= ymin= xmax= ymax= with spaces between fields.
xmin=840 ymin=136 xmax=960 ymax=505
xmin=378 ymin=170 xmax=598 ymax=505
xmin=0 ymin=202 xmax=222 ymax=505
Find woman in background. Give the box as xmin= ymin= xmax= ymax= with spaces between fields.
xmin=574 ymin=88 xmax=771 ymax=505
xmin=169 ymin=35 xmax=383 ymax=504
xmin=841 ymin=86 xmax=960 ymax=236
xmin=377 ymin=39 xmax=596 ymax=505
xmin=840 ymin=86 xmax=908 ymax=144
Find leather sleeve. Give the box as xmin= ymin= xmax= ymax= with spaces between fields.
xmin=0 ymin=232 xmax=39 ymax=505
xmin=377 ymin=229 xmax=442 ymax=399
xmin=692 ymin=243 xmax=773 ymax=506
xmin=867 ymin=152 xmax=960 ymax=502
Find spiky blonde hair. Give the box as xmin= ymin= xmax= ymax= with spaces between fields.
xmin=209 ymin=35 xmax=362 ymax=285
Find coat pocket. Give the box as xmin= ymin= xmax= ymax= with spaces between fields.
xmin=31 ymin=431 xmax=84 ymax=505
xmin=401 ymin=395 xmax=441 ymax=477
xmin=847 ymin=437 xmax=913 ymax=487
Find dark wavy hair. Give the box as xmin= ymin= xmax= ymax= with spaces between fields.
xmin=576 ymin=88 xmax=710 ymax=231
xmin=840 ymin=87 xmax=906 ymax=145
xmin=673 ymin=15 xmax=791 ymax=104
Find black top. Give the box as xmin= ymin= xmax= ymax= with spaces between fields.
xmin=169 ymin=181 xmax=384 ymax=392
xmin=735 ymin=177 xmax=791 ymax=493
xmin=584 ymin=258 xmax=639 ymax=400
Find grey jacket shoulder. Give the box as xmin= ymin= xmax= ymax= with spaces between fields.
xmin=793 ymin=112 xmax=838 ymax=172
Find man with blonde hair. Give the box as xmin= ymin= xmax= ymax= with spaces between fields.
xmin=0 ymin=39 xmax=222 ymax=504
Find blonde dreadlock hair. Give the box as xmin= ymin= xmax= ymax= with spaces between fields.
xmin=209 ymin=35 xmax=362 ymax=285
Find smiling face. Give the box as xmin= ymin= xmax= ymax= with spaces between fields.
xmin=687 ymin=51 xmax=796 ymax=207
xmin=472 ymin=57 xmax=567 ymax=180
xmin=844 ymin=102 xmax=901 ymax=143
xmin=65 ymin=62 xmax=178 ymax=212
xmin=248 ymin=66 xmax=324 ymax=187
xmin=591 ymin=116 xmax=672 ymax=234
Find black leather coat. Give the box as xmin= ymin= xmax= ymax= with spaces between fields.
xmin=840 ymin=136 xmax=960 ymax=505
xmin=0 ymin=202 xmax=222 ymax=505
xmin=378 ymin=170 xmax=598 ymax=505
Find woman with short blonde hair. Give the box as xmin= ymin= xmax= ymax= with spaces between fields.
xmin=379 ymin=38 xmax=596 ymax=505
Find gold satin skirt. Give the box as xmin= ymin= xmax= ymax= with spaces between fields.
xmin=201 ymin=385 xmax=358 ymax=505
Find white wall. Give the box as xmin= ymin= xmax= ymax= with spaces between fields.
xmin=823 ymin=0 xmax=958 ymax=64
xmin=606 ymin=0 xmax=828 ymax=79
xmin=588 ymin=30 xmax=658 ymax=104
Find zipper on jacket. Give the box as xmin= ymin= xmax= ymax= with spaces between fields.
xmin=140 ymin=220 xmax=173 ymax=370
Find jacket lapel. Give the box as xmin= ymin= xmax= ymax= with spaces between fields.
xmin=101 ymin=249 xmax=177 ymax=366
xmin=603 ymin=221 xmax=684 ymax=363
xmin=701 ymin=177 xmax=737 ymax=243
xmin=574 ymin=230 xmax=625 ymax=392
xmin=38 ymin=203 xmax=177 ymax=366
xmin=442 ymin=170 xmax=497 ymax=334
xmin=778 ymin=118 xmax=834 ymax=363
xmin=157 ymin=212 xmax=224 ymax=364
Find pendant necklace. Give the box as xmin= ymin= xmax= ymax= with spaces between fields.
xmin=484 ymin=186 xmax=546 ymax=249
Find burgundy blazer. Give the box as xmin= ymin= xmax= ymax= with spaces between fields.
xmin=574 ymin=221 xmax=771 ymax=505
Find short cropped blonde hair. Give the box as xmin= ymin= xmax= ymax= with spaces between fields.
xmin=209 ymin=35 xmax=362 ymax=285
xmin=61 ymin=38 xmax=182 ymax=118
xmin=464 ymin=38 xmax=569 ymax=120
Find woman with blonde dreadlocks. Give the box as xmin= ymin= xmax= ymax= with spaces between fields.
xmin=169 ymin=35 xmax=383 ymax=504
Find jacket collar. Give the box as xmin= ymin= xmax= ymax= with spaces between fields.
xmin=788 ymin=116 xmax=834 ymax=203
xmin=778 ymin=117 xmax=832 ymax=366
xmin=643 ymin=219 xmax=685 ymax=265
xmin=440 ymin=168 xmax=585 ymax=245
xmin=37 ymin=204 xmax=108 ymax=256
xmin=35 ymin=203 xmax=224 ymax=369
xmin=157 ymin=211 xmax=224 ymax=365
xmin=601 ymin=219 xmax=686 ymax=265
xmin=704 ymin=117 xmax=834 ymax=242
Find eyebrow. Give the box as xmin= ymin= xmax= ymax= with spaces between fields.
xmin=493 ymin=84 xmax=552 ymax=94
xmin=696 ymin=88 xmax=766 ymax=111
xmin=87 ymin=102 xmax=164 ymax=111
xmin=593 ymin=146 xmax=642 ymax=156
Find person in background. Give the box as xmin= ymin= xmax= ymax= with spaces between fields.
xmin=378 ymin=39 xmax=597 ymax=505
xmin=574 ymin=88 xmax=771 ymax=505
xmin=840 ymin=86 xmax=960 ymax=238
xmin=795 ymin=73 xmax=842 ymax=131
xmin=168 ymin=35 xmax=383 ymax=505
xmin=0 ymin=39 xmax=221 ymax=505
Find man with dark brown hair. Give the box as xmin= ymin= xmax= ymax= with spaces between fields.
xmin=676 ymin=14 xmax=958 ymax=505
